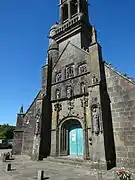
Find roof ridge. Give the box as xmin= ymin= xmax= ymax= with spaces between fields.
xmin=23 ymin=90 xmax=41 ymax=117
xmin=69 ymin=42 xmax=90 ymax=55
xmin=52 ymin=41 xmax=70 ymax=70
xmin=105 ymin=62 xmax=135 ymax=85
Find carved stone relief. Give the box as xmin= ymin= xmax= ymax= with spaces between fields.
xmin=79 ymin=64 xmax=87 ymax=74
xmin=56 ymin=89 xmax=61 ymax=100
xmin=91 ymin=105 xmax=100 ymax=135
xmin=24 ymin=115 xmax=30 ymax=125
xmin=66 ymin=86 xmax=73 ymax=99
xmin=80 ymin=97 xmax=88 ymax=107
xmin=54 ymin=103 xmax=62 ymax=112
xmin=92 ymin=97 xmax=98 ymax=104
xmin=35 ymin=109 xmax=41 ymax=135
xmin=80 ymin=82 xmax=85 ymax=94
xmin=92 ymin=74 xmax=98 ymax=85
xmin=55 ymin=72 xmax=62 ymax=82
xmin=67 ymin=100 xmax=74 ymax=111
xmin=66 ymin=65 xmax=74 ymax=79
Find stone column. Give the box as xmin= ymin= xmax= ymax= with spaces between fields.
xmin=60 ymin=6 xmax=63 ymax=23
xmin=68 ymin=0 xmax=71 ymax=19
xmin=81 ymin=89 xmax=89 ymax=160
xmin=54 ymin=102 xmax=62 ymax=156
xmin=77 ymin=0 xmax=80 ymax=14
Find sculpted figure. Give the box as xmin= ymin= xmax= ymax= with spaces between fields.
xmin=56 ymin=73 xmax=61 ymax=82
xmin=81 ymin=83 xmax=85 ymax=94
xmin=67 ymin=86 xmax=72 ymax=99
xmin=66 ymin=66 xmax=74 ymax=78
xmin=92 ymin=106 xmax=100 ymax=135
xmin=92 ymin=75 xmax=98 ymax=84
xmin=56 ymin=89 xmax=60 ymax=100
xmin=35 ymin=110 xmax=40 ymax=135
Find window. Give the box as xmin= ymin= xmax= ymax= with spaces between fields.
xmin=62 ymin=4 xmax=68 ymax=22
xmin=70 ymin=0 xmax=78 ymax=16
xmin=55 ymin=72 xmax=62 ymax=82
xmin=66 ymin=65 xmax=74 ymax=79
xmin=79 ymin=64 xmax=87 ymax=74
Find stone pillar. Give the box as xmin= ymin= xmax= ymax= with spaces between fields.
xmin=81 ymin=90 xmax=89 ymax=159
xmin=31 ymin=135 xmax=41 ymax=161
xmin=68 ymin=0 xmax=71 ymax=19
xmin=77 ymin=0 xmax=80 ymax=14
xmin=38 ymin=170 xmax=44 ymax=180
xmin=54 ymin=102 xmax=62 ymax=156
xmin=6 ymin=164 xmax=11 ymax=172
xmin=60 ymin=6 xmax=63 ymax=23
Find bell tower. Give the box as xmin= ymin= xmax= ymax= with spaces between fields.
xmin=59 ymin=0 xmax=89 ymax=24
xmin=50 ymin=0 xmax=92 ymax=50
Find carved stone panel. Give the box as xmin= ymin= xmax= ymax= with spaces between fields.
xmin=56 ymin=89 xmax=61 ymax=100
xmin=66 ymin=65 xmax=74 ymax=79
xmin=55 ymin=72 xmax=62 ymax=82
xmin=80 ymin=82 xmax=85 ymax=94
xmin=92 ymin=74 xmax=98 ymax=85
xmin=79 ymin=64 xmax=87 ymax=74
xmin=91 ymin=105 xmax=100 ymax=136
xmin=66 ymin=86 xmax=73 ymax=99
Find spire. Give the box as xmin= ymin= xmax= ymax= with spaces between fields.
xmin=20 ymin=105 xmax=24 ymax=114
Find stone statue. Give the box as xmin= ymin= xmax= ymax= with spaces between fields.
xmin=79 ymin=64 xmax=87 ymax=74
xmin=56 ymin=72 xmax=61 ymax=82
xmin=35 ymin=110 xmax=40 ymax=135
xmin=56 ymin=89 xmax=60 ymax=99
xmin=67 ymin=86 xmax=72 ymax=99
xmin=81 ymin=83 xmax=85 ymax=94
xmin=66 ymin=66 xmax=74 ymax=78
xmin=92 ymin=75 xmax=98 ymax=85
xmin=92 ymin=106 xmax=100 ymax=135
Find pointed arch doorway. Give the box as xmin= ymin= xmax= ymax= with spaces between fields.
xmin=60 ymin=119 xmax=84 ymax=157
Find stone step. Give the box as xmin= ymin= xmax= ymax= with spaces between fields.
xmin=46 ymin=156 xmax=107 ymax=170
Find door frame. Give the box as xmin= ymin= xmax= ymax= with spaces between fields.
xmin=58 ymin=116 xmax=84 ymax=157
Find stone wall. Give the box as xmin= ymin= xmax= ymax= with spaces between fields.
xmin=105 ymin=64 xmax=135 ymax=167
xmin=13 ymin=130 xmax=24 ymax=155
xmin=21 ymin=91 xmax=42 ymax=156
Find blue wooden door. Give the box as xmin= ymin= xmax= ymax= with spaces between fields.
xmin=69 ymin=126 xmax=83 ymax=156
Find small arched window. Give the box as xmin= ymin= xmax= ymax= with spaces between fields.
xmin=70 ymin=0 xmax=78 ymax=17
xmin=62 ymin=3 xmax=68 ymax=22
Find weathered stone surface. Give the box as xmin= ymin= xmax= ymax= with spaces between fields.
xmin=105 ymin=65 xmax=135 ymax=165
xmin=13 ymin=0 xmax=135 ymax=170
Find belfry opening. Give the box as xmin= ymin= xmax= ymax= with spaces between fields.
xmin=60 ymin=119 xmax=84 ymax=157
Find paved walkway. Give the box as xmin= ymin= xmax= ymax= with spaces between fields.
xmin=0 ymin=150 xmax=131 ymax=180
xmin=0 ymin=155 xmax=99 ymax=180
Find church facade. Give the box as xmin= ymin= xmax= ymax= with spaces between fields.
xmin=13 ymin=0 xmax=135 ymax=169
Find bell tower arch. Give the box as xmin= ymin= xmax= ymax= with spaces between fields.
xmin=54 ymin=0 xmax=92 ymax=50
xmin=59 ymin=0 xmax=89 ymax=24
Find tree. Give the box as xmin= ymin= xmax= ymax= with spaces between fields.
xmin=0 ymin=124 xmax=15 ymax=140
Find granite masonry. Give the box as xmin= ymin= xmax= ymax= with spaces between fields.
xmin=13 ymin=0 xmax=135 ymax=169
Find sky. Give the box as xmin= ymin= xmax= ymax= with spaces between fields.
xmin=0 ymin=0 xmax=135 ymax=125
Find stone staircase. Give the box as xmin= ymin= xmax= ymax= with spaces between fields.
xmin=46 ymin=156 xmax=107 ymax=170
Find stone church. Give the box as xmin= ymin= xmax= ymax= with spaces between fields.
xmin=13 ymin=0 xmax=135 ymax=170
